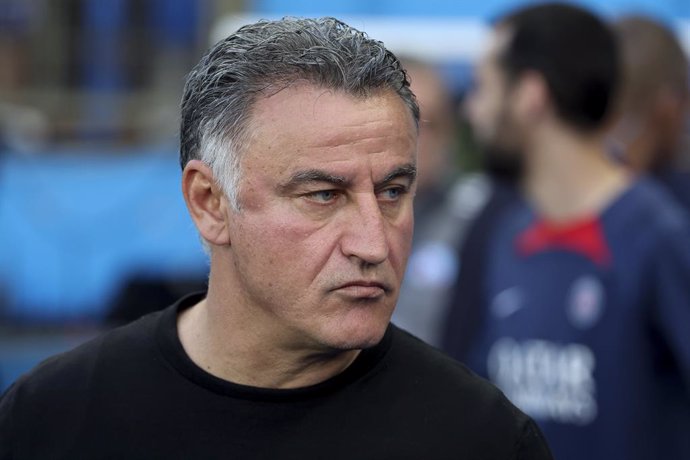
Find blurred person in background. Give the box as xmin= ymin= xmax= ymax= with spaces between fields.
xmin=442 ymin=3 xmax=690 ymax=460
xmin=0 ymin=17 xmax=553 ymax=459
xmin=392 ymin=58 xmax=491 ymax=346
xmin=611 ymin=15 xmax=690 ymax=211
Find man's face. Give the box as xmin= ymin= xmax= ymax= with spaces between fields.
xmin=467 ymin=28 xmax=525 ymax=175
xmin=224 ymin=84 xmax=417 ymax=352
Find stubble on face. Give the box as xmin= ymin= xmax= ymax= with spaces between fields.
xmin=469 ymin=28 xmax=526 ymax=179
xmin=216 ymin=84 xmax=418 ymax=353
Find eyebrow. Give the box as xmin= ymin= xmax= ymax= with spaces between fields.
xmin=278 ymin=170 xmax=349 ymax=194
xmin=376 ymin=163 xmax=417 ymax=188
xmin=278 ymin=163 xmax=417 ymax=194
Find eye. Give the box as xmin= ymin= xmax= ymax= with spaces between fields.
xmin=378 ymin=186 xmax=406 ymax=202
xmin=306 ymin=190 xmax=338 ymax=203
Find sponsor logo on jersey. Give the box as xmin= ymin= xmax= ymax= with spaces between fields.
xmin=567 ymin=275 xmax=605 ymax=330
xmin=488 ymin=337 xmax=597 ymax=425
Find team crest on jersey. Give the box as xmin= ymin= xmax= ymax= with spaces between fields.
xmin=567 ymin=275 xmax=605 ymax=329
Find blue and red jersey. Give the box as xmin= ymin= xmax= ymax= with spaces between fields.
xmin=446 ymin=177 xmax=690 ymax=460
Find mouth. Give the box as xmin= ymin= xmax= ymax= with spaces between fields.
xmin=332 ymin=281 xmax=391 ymax=299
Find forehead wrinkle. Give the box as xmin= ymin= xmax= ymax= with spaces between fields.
xmin=307 ymin=120 xmax=402 ymax=150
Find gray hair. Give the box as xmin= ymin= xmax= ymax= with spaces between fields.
xmin=179 ymin=17 xmax=419 ymax=209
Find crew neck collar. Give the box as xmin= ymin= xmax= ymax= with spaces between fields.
xmin=156 ymin=293 xmax=394 ymax=402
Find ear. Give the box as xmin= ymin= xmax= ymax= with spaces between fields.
xmin=182 ymin=159 xmax=231 ymax=247
xmin=513 ymin=71 xmax=550 ymax=122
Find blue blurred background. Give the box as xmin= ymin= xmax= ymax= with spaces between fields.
xmin=0 ymin=0 xmax=688 ymax=390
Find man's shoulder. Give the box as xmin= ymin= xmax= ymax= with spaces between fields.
xmin=655 ymin=168 xmax=690 ymax=213
xmin=0 ymin=309 xmax=168 ymax=456
xmin=388 ymin=325 xmax=530 ymax=422
xmin=383 ymin=326 xmax=552 ymax=458
xmin=622 ymin=177 xmax=689 ymax=230
xmin=391 ymin=325 xmax=504 ymax=387
xmin=603 ymin=177 xmax=690 ymax=259
xmin=4 ymin=308 xmax=164 ymax=405
xmin=390 ymin=324 xmax=476 ymax=372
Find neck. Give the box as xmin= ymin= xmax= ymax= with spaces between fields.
xmin=178 ymin=263 xmax=360 ymax=389
xmin=522 ymin=123 xmax=630 ymax=221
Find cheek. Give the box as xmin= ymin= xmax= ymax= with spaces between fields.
xmin=388 ymin=211 xmax=414 ymax=272
xmin=242 ymin=207 xmax=340 ymax=276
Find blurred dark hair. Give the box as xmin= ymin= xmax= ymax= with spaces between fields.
xmin=495 ymin=2 xmax=619 ymax=132
xmin=614 ymin=15 xmax=689 ymax=113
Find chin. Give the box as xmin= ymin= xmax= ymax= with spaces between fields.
xmin=320 ymin=311 xmax=391 ymax=351
xmin=325 ymin=334 xmax=386 ymax=352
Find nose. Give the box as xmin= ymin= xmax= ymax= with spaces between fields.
xmin=340 ymin=196 xmax=389 ymax=266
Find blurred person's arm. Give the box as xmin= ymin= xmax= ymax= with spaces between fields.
xmin=650 ymin=219 xmax=690 ymax=391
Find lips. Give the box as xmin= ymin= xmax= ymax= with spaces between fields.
xmin=333 ymin=280 xmax=391 ymax=299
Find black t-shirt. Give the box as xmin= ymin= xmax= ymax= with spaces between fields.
xmin=1 ymin=294 xmax=553 ymax=459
